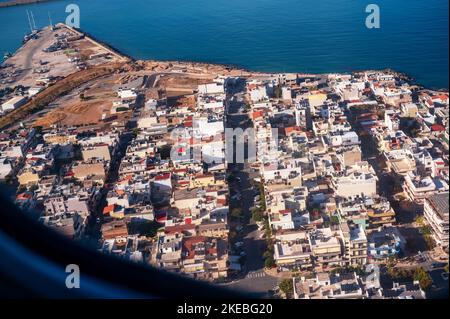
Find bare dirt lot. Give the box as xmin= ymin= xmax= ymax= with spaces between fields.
xmin=33 ymin=73 xmax=123 ymax=127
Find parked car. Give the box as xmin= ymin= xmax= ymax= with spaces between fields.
xmin=231 ymin=194 xmax=242 ymax=201
xmin=234 ymin=241 xmax=244 ymax=248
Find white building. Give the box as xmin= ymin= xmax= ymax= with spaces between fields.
xmin=282 ymin=86 xmax=292 ymax=101
xmin=424 ymin=192 xmax=449 ymax=247
xmin=117 ymin=88 xmax=137 ymax=99
xmin=249 ymin=85 xmax=268 ymax=102
xmin=0 ymin=157 xmax=13 ymax=180
xmin=198 ymin=82 xmax=225 ymax=95
xmin=1 ymin=96 xmax=27 ymax=113
xmin=293 ymin=272 xmax=365 ymax=299
xmin=403 ymin=171 xmax=449 ymax=204
xmin=333 ymin=163 xmax=377 ymax=199
xmin=28 ymin=87 xmax=43 ymax=97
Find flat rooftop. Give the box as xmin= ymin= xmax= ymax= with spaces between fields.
xmin=427 ymin=192 xmax=449 ymax=220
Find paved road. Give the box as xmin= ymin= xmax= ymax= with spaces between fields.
xmin=82 ymin=131 xmax=133 ymax=246
xmin=428 ymin=268 xmax=449 ymax=299
xmin=222 ymin=275 xmax=280 ymax=298
xmin=9 ymin=29 xmax=52 ymax=85
xmin=222 ymin=79 xmax=281 ymax=296
xmin=246 ymin=270 xmax=267 ymax=279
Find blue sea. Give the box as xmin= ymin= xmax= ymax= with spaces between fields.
xmin=0 ymin=0 xmax=448 ymax=89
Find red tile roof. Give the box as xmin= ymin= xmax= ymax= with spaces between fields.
xmin=165 ymin=223 xmax=195 ymax=235
xmin=182 ymin=236 xmax=207 ymax=259
xmin=103 ymin=204 xmax=115 ymax=215
xmin=431 ymin=124 xmax=445 ymax=132
xmin=155 ymin=173 xmax=171 ymax=180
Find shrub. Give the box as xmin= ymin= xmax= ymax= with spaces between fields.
xmin=264 ymin=256 xmax=275 ymax=268
xmin=413 ymin=267 xmax=432 ymax=290
xmin=279 ymin=279 xmax=294 ymax=297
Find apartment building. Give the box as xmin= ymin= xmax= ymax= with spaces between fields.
xmin=273 ymin=231 xmax=313 ymax=271
xmin=424 ymin=192 xmax=449 ymax=247
xmin=293 ymin=272 xmax=365 ymax=299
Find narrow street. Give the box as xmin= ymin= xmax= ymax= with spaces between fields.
xmin=220 ymin=79 xmax=280 ymax=297
xmin=83 ymin=91 xmax=147 ymax=245
xmin=82 ymin=131 xmax=133 ymax=247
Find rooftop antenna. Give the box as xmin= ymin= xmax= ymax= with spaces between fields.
xmin=30 ymin=10 xmax=37 ymax=31
xmin=26 ymin=10 xmax=33 ymax=33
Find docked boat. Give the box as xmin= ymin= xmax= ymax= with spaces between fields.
xmin=23 ymin=34 xmax=31 ymax=43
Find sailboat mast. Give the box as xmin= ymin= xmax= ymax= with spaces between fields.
xmin=26 ymin=10 xmax=33 ymax=33
xmin=30 ymin=11 xmax=37 ymax=30
xmin=48 ymin=12 xmax=53 ymax=27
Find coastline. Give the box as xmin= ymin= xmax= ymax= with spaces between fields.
xmin=2 ymin=23 xmax=449 ymax=93
xmin=73 ymin=27 xmax=444 ymax=91
xmin=80 ymin=28 xmax=446 ymax=90
xmin=0 ymin=0 xmax=54 ymax=8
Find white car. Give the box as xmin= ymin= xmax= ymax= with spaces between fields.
xmin=231 ymin=194 xmax=242 ymax=201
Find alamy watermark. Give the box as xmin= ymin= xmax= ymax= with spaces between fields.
xmin=62 ymin=4 xmax=378 ymax=31
xmin=365 ymin=4 xmax=380 ymax=29
xmin=169 ymin=127 xmax=279 ymax=164
xmin=65 ymin=264 xmax=80 ymax=289
xmin=65 ymin=4 xmax=80 ymax=28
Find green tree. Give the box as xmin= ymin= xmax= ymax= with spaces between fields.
xmin=279 ymin=279 xmax=294 ymax=297
xmin=264 ymin=256 xmax=275 ymax=268
xmin=415 ymin=215 xmax=425 ymax=226
xmin=330 ymin=215 xmax=340 ymax=225
xmin=231 ymin=208 xmax=243 ymax=220
xmin=263 ymin=250 xmax=273 ymax=260
xmin=423 ymin=234 xmax=436 ymax=250
xmin=421 ymin=225 xmax=432 ymax=235
xmin=228 ymin=230 xmax=238 ymax=242
xmin=251 ymin=208 xmax=264 ymax=222
xmin=413 ymin=267 xmax=433 ymax=290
